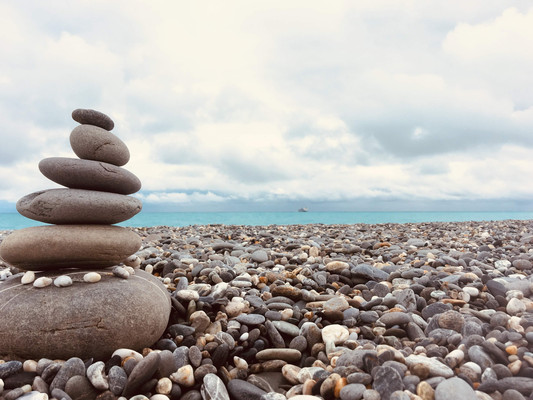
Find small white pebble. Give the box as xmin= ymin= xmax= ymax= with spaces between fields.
xmin=112 ymin=348 xmax=143 ymax=361
xmin=83 ymin=272 xmax=101 ymax=283
xmin=33 ymin=277 xmax=52 ymax=288
xmin=145 ymin=265 xmax=154 ymax=274
xmin=150 ymin=395 xmax=169 ymax=400
xmin=54 ymin=275 xmax=73 ymax=287
xmin=155 ymin=377 xmax=172 ymax=395
xmin=234 ymin=356 xmax=248 ymax=370
xmin=125 ymin=266 xmax=135 ymax=275
xmin=23 ymin=360 xmax=37 ymax=372
xmin=21 ymin=271 xmax=35 ymax=285
xmin=0 ymin=269 xmax=12 ymax=281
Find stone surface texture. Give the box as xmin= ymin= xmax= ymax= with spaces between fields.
xmin=17 ymin=189 xmax=142 ymax=224
xmin=72 ymin=109 xmax=114 ymax=131
xmin=0 ymin=269 xmax=170 ymax=360
xmin=0 ymin=225 xmax=141 ymax=270
xmin=39 ymin=157 xmax=141 ymax=195
xmin=70 ymin=124 xmax=129 ymax=166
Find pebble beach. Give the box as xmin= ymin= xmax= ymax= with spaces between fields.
xmin=1 ymin=220 xmax=533 ymax=400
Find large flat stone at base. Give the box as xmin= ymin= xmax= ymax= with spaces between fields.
xmin=0 ymin=269 xmax=170 ymax=360
xmin=17 ymin=189 xmax=142 ymax=224
xmin=0 ymin=225 xmax=141 ymax=271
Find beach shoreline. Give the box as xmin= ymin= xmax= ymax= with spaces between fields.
xmin=1 ymin=220 xmax=533 ymax=399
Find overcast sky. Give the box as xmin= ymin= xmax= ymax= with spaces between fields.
xmin=1 ymin=1 xmax=532 ymax=212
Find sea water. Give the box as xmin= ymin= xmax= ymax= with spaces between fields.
xmin=0 ymin=211 xmax=532 ymax=230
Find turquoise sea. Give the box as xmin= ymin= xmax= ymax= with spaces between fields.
xmin=1 ymin=211 xmax=533 ymax=230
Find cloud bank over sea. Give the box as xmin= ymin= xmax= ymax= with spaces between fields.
xmin=1 ymin=1 xmax=532 ymax=211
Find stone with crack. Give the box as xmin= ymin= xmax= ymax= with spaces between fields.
xmin=0 ymin=269 xmax=170 ymax=360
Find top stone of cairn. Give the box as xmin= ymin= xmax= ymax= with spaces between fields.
xmin=72 ymin=108 xmax=114 ymax=131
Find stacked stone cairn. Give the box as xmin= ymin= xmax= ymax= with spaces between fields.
xmin=0 ymin=109 xmax=170 ymax=361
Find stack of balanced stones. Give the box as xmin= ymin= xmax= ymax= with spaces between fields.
xmin=0 ymin=109 xmax=170 ymax=360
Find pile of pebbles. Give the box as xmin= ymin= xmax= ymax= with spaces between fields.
xmin=1 ymin=219 xmax=533 ymax=400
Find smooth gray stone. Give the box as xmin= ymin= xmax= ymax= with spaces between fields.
xmin=72 ymin=109 xmax=114 ymax=131
xmin=17 ymin=189 xmax=142 ymax=224
xmin=50 ymin=358 xmax=86 ymax=392
xmin=227 ymin=379 xmax=267 ymax=400
xmin=122 ymin=351 xmax=161 ymax=397
xmin=373 ymin=365 xmax=404 ymax=400
xmin=336 ymin=349 xmax=378 ymax=369
xmin=194 ymin=364 xmax=217 ymax=383
xmin=351 ymin=264 xmax=389 ymax=281
xmin=394 ymin=289 xmax=417 ymax=312
xmin=108 ymin=366 xmax=127 ymax=396
xmin=272 ymin=320 xmax=300 ymax=336
xmin=64 ymin=375 xmax=98 ymax=400
xmin=0 ymin=361 xmax=22 ymax=379
xmin=0 ymin=225 xmax=141 ymax=270
xmin=181 ymin=391 xmax=202 ymax=400
xmin=478 ymin=377 xmax=533 ymax=396
xmin=340 ymin=383 xmax=366 ymax=400
xmin=173 ymin=346 xmax=190 ymax=369
xmin=265 ymin=320 xmax=285 ymax=348
xmin=435 ymin=377 xmax=477 ymax=400
xmin=251 ymin=250 xmax=269 ymax=263
xmin=70 ymin=124 xmax=129 ymax=166
xmin=0 ymin=269 xmax=170 ymax=360
xmin=51 ymin=388 xmax=73 ymax=400
xmin=39 ymin=157 xmax=141 ymax=195
xmin=502 ymin=389 xmax=526 ymax=400
xmin=201 ymin=373 xmax=230 ymax=400
xmin=158 ymin=350 xmax=178 ymax=377
xmin=236 ymin=314 xmax=266 ymax=325
xmin=468 ymin=345 xmax=493 ymax=370
xmin=378 ymin=312 xmax=413 ymax=327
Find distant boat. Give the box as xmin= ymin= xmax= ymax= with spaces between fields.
xmin=298 ymin=207 xmax=308 ymax=212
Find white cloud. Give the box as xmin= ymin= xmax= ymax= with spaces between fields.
xmin=1 ymin=2 xmax=533 ymax=210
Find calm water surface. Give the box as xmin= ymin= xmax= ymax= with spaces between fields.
xmin=1 ymin=211 xmax=532 ymax=230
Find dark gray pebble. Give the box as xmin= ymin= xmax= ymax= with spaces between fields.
xmin=0 ymin=361 xmax=22 ymax=380
xmin=180 ymin=390 xmax=202 ymax=400
xmin=72 ymin=109 xmax=114 ymax=131
xmin=373 ymin=365 xmax=404 ymax=400
xmin=122 ymin=352 xmax=160 ymax=397
xmin=51 ymin=388 xmax=73 ymax=400
xmin=236 ymin=314 xmax=266 ymax=325
xmin=65 ymin=375 xmax=98 ymax=400
xmin=108 ymin=366 xmax=127 ymax=396
xmin=50 ymin=357 xmax=86 ymax=392
xmin=227 ymin=379 xmax=267 ymax=400
xmin=201 ymin=373 xmax=230 ymax=400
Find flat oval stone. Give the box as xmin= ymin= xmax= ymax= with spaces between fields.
xmin=256 ymin=348 xmax=302 ymax=363
xmin=70 ymin=125 xmax=129 ymax=166
xmin=17 ymin=189 xmax=142 ymax=224
xmin=0 ymin=225 xmax=141 ymax=270
xmin=72 ymin=109 xmax=114 ymax=131
xmin=39 ymin=157 xmax=141 ymax=195
xmin=0 ymin=269 xmax=170 ymax=360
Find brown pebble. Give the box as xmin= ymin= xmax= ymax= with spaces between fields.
xmin=302 ymin=379 xmax=316 ymax=395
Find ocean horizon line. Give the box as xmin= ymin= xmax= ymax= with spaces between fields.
xmin=1 ymin=210 xmax=533 ymax=231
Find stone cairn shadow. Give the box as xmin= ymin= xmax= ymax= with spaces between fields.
xmin=0 ymin=109 xmax=170 ymax=361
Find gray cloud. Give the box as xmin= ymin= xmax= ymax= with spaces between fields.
xmin=1 ymin=2 xmax=533 ymax=209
